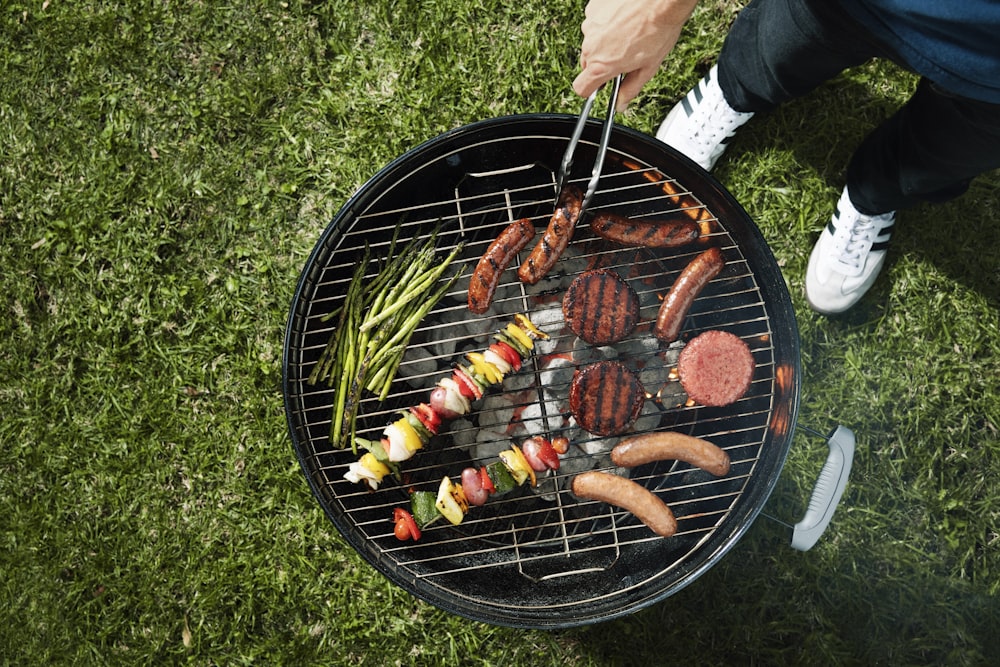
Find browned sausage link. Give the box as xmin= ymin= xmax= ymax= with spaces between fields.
xmin=590 ymin=212 xmax=700 ymax=248
xmin=654 ymin=246 xmax=726 ymax=343
xmin=467 ymin=218 xmax=536 ymax=314
xmin=517 ymin=186 xmax=583 ymax=284
xmin=572 ymin=471 xmax=678 ymax=537
xmin=611 ymin=432 xmax=730 ymax=477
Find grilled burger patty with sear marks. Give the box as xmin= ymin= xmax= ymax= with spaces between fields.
xmin=562 ymin=269 xmax=640 ymax=345
xmin=568 ymin=360 xmax=645 ymax=436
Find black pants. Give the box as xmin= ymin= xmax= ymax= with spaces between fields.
xmin=716 ymin=0 xmax=1000 ymax=214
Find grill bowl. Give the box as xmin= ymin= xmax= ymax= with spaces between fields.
xmin=283 ymin=114 xmax=800 ymax=628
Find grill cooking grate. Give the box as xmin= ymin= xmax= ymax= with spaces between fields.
xmin=283 ymin=117 xmax=797 ymax=627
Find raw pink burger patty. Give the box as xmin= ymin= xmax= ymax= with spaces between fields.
xmin=677 ymin=330 xmax=755 ymax=407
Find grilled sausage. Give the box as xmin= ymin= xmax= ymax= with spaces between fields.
xmin=562 ymin=269 xmax=639 ymax=345
xmin=590 ymin=212 xmax=699 ymax=248
xmin=568 ymin=361 xmax=645 ymax=436
xmin=517 ymin=186 xmax=584 ymax=284
xmin=572 ymin=471 xmax=677 ymax=537
xmin=677 ymin=329 xmax=755 ymax=407
xmin=468 ymin=217 xmax=536 ymax=314
xmin=611 ymin=432 xmax=730 ymax=477
xmin=654 ymin=246 xmax=726 ymax=343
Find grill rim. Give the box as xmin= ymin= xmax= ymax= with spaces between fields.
xmin=281 ymin=113 xmax=801 ymax=628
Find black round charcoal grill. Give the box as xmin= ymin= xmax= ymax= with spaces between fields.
xmin=283 ymin=114 xmax=803 ymax=628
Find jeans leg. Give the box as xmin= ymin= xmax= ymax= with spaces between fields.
xmin=847 ymin=80 xmax=1000 ymax=214
xmin=716 ymin=0 xmax=1000 ymax=214
xmin=717 ymin=0 xmax=893 ymax=112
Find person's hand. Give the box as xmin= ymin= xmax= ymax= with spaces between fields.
xmin=572 ymin=0 xmax=700 ymax=111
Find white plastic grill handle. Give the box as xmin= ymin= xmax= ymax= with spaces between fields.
xmin=791 ymin=425 xmax=855 ymax=551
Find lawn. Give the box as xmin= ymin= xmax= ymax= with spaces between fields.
xmin=2 ymin=1 xmax=998 ymax=665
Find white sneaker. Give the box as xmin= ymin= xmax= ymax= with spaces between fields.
xmin=656 ymin=64 xmax=754 ymax=171
xmin=805 ymin=187 xmax=895 ymax=314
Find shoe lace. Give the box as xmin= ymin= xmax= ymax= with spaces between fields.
xmin=691 ymin=100 xmax=742 ymax=153
xmin=833 ymin=215 xmax=887 ymax=272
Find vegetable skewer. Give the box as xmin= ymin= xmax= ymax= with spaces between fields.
xmin=392 ymin=435 xmax=570 ymax=541
xmin=344 ymin=314 xmax=548 ymax=490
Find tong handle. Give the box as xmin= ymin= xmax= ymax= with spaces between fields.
xmin=555 ymin=73 xmax=624 ymax=218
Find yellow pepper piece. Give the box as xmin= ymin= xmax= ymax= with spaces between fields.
xmin=510 ymin=444 xmax=536 ymax=487
xmin=358 ymin=452 xmax=390 ymax=479
xmin=394 ymin=416 xmax=424 ymax=454
xmin=450 ymin=480 xmax=469 ymax=513
xmin=499 ymin=444 xmax=536 ymax=487
xmin=515 ymin=313 xmax=548 ymax=340
xmin=505 ymin=322 xmax=534 ymax=352
xmin=466 ymin=351 xmax=504 ymax=385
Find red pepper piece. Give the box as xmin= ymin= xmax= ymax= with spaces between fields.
xmin=536 ymin=437 xmax=561 ymax=470
xmin=452 ymin=366 xmax=483 ymax=400
xmin=478 ymin=466 xmax=496 ymax=494
xmin=490 ymin=341 xmax=522 ymax=372
xmin=409 ymin=403 xmax=441 ymax=435
xmin=522 ymin=436 xmax=561 ymax=471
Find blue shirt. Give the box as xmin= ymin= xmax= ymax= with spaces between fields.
xmin=840 ymin=0 xmax=1000 ymax=103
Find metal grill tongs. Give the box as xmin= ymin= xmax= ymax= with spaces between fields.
xmin=554 ymin=73 xmax=624 ymax=219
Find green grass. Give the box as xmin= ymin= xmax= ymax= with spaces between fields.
xmin=2 ymin=1 xmax=998 ymax=664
